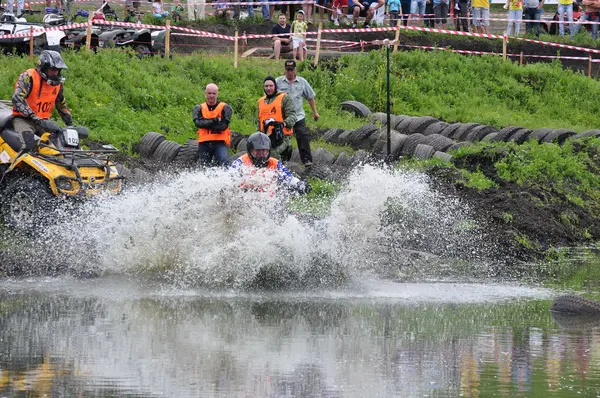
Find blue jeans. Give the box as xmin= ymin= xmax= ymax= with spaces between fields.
xmin=506 ymin=9 xmax=522 ymax=35
xmin=557 ymin=3 xmax=573 ymax=37
xmin=198 ymin=141 xmax=230 ymax=167
xmin=524 ymin=7 xmax=542 ymax=37
xmin=573 ymin=12 xmax=599 ymax=39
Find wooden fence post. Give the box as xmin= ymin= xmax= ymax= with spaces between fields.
xmin=234 ymin=30 xmax=239 ymax=68
xmin=589 ymin=55 xmax=593 ymax=78
xmin=29 ymin=27 xmax=34 ymax=62
xmin=86 ymin=15 xmax=93 ymax=51
xmin=502 ymin=35 xmax=507 ymax=61
xmin=394 ymin=19 xmax=400 ymax=52
xmin=313 ymin=22 xmax=322 ymax=67
xmin=165 ymin=19 xmax=171 ymax=58
xmin=519 ymin=51 xmax=523 ymax=66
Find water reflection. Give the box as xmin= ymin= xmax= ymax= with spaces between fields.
xmin=0 ymin=283 xmax=599 ymax=397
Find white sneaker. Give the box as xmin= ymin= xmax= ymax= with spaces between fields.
xmin=352 ymin=23 xmax=357 ymax=28
xmin=334 ymin=19 xmax=339 ymax=26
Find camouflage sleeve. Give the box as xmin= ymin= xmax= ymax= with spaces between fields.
xmin=282 ymin=95 xmax=297 ymax=128
xmin=11 ymin=71 xmax=37 ymax=120
xmin=55 ymin=85 xmax=73 ymax=126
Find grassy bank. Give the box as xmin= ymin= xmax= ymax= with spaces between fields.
xmin=1 ymin=50 xmax=600 ymax=149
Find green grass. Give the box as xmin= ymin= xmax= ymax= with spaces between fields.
xmin=2 ymin=49 xmax=600 ymax=151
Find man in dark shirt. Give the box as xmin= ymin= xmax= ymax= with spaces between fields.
xmin=192 ymin=83 xmax=233 ymax=167
xmin=271 ymin=13 xmax=292 ymax=60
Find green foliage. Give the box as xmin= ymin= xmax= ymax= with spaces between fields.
xmin=459 ymin=169 xmax=498 ymax=190
xmin=3 ymin=50 xmax=600 ymax=152
xmin=515 ymin=233 xmax=540 ymax=250
xmin=495 ymin=140 xmax=600 ymax=211
xmin=502 ymin=212 xmax=513 ymax=223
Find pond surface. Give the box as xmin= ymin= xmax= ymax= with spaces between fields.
xmin=1 ymin=276 xmax=598 ymax=397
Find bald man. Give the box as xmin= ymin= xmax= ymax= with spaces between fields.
xmin=192 ymin=83 xmax=234 ymax=167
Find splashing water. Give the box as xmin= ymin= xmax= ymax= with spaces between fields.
xmin=3 ymin=164 xmax=499 ymax=288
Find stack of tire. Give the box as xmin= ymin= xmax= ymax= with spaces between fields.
xmin=138 ymin=132 xmax=184 ymax=164
xmin=333 ymin=100 xmax=600 ymax=162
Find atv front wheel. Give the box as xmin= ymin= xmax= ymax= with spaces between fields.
xmin=0 ymin=177 xmax=56 ymax=233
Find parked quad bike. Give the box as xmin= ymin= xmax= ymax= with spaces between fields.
xmin=0 ymin=101 xmax=123 ymax=232
xmin=0 ymin=12 xmax=64 ymax=54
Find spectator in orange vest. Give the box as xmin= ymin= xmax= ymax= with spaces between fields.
xmin=192 ymin=83 xmax=233 ymax=167
xmin=12 ymin=50 xmax=72 ymax=152
xmin=257 ymin=76 xmax=297 ymax=161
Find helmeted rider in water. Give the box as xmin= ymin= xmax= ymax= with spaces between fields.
xmin=230 ymin=132 xmax=311 ymax=194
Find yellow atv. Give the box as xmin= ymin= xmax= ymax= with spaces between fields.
xmin=0 ymin=103 xmax=122 ymax=232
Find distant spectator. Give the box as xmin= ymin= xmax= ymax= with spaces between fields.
xmin=523 ymin=0 xmax=544 ymax=36
xmin=332 ymin=0 xmax=348 ymax=25
xmin=557 ymin=0 xmax=574 ymax=37
xmin=303 ymin=0 xmax=314 ymax=23
xmin=315 ymin=0 xmax=332 ymax=22
xmin=153 ymin=0 xmax=169 ymax=18
xmin=6 ymin=0 xmax=24 ymax=16
xmin=424 ymin=0 xmax=434 ymax=27
xmin=388 ymin=0 xmax=401 ymax=25
xmin=271 ymin=13 xmax=292 ymax=60
xmin=171 ymin=0 xmax=185 ymax=21
xmin=399 ymin=0 xmax=411 ymax=26
xmin=291 ymin=10 xmax=308 ymax=61
xmin=573 ymin=0 xmax=600 ymax=39
xmin=433 ymin=0 xmax=448 ymax=28
xmin=453 ymin=0 xmax=469 ymax=31
xmin=214 ymin=0 xmax=232 ymax=18
xmin=45 ymin=0 xmax=62 ymax=13
xmin=472 ymin=0 xmax=490 ymax=34
xmin=505 ymin=0 xmax=523 ymax=35
xmin=350 ymin=0 xmax=384 ymax=28
xmin=411 ymin=0 xmax=427 ymax=26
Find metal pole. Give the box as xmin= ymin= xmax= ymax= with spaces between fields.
xmin=386 ymin=41 xmax=391 ymax=160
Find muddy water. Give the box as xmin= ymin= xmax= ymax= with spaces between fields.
xmin=3 ymin=277 xmax=597 ymax=397
xmin=1 ymin=166 xmax=599 ymax=396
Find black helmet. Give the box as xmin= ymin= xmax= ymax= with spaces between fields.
xmin=37 ymin=50 xmax=68 ymax=86
xmin=246 ymin=132 xmax=271 ymax=167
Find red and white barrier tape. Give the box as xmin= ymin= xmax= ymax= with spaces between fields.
xmin=515 ymin=36 xmax=600 ymax=55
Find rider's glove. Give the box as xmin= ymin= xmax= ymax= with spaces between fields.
xmin=36 ymin=118 xmax=61 ymax=134
xmin=297 ymin=180 xmax=312 ymax=195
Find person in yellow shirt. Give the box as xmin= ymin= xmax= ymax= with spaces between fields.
xmin=557 ymin=0 xmax=574 ymax=37
xmin=505 ymin=0 xmax=523 ymax=35
xmin=471 ymin=0 xmax=490 ymax=34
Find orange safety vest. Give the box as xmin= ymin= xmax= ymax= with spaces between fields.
xmin=258 ymin=93 xmax=293 ymax=137
xmin=240 ymin=153 xmax=279 ymax=169
xmin=12 ymin=69 xmax=60 ymax=119
xmin=239 ymin=154 xmax=280 ymax=195
xmin=196 ymin=102 xmax=231 ymax=146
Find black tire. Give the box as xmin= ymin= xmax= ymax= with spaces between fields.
xmin=421 ymin=122 xmax=448 ymax=136
xmin=482 ymin=132 xmax=498 ymax=142
xmin=0 ymin=176 xmax=55 ymax=233
xmin=465 ymin=125 xmax=499 ymax=142
xmin=423 ymin=134 xmax=454 ymax=152
xmin=333 ymin=151 xmax=352 ymax=167
xmin=433 ymin=151 xmax=454 ymax=162
xmin=507 ymin=128 xmax=532 ymax=144
xmin=237 ymin=138 xmax=248 ymax=153
xmin=391 ymin=115 xmax=409 ymax=129
xmin=348 ymin=124 xmax=379 ymax=149
xmin=311 ymin=147 xmax=335 ymax=165
xmin=368 ymin=112 xmax=388 ymax=125
xmin=528 ymin=128 xmax=554 ymax=143
xmin=542 ymin=129 xmax=576 ymax=144
xmin=408 ymin=116 xmax=438 ymax=135
xmin=340 ymin=100 xmax=371 ymax=118
xmin=550 ymin=295 xmax=600 ymax=315
xmin=336 ymin=130 xmax=353 ymax=146
xmin=571 ymin=129 xmax=600 ymax=140
xmin=452 ymin=123 xmax=480 ymax=141
xmin=439 ymin=123 xmax=461 ymax=138
xmin=151 ymin=140 xmax=182 ymax=163
xmin=230 ymin=130 xmax=244 ymax=149
xmin=323 ymin=128 xmax=345 ymax=143
xmin=400 ymin=133 xmax=427 ymax=156
xmin=372 ymin=130 xmax=407 ymax=158
xmin=493 ymin=126 xmax=522 ymax=142
xmin=139 ymin=132 xmax=166 ymax=158
xmin=395 ymin=117 xmax=414 ymax=134
xmin=302 ymin=164 xmax=331 ymax=180
xmin=413 ymin=144 xmax=435 ymax=159
xmin=175 ymin=139 xmax=199 ymax=165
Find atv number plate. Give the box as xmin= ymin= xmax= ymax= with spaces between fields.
xmin=64 ymin=129 xmax=80 ymax=147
